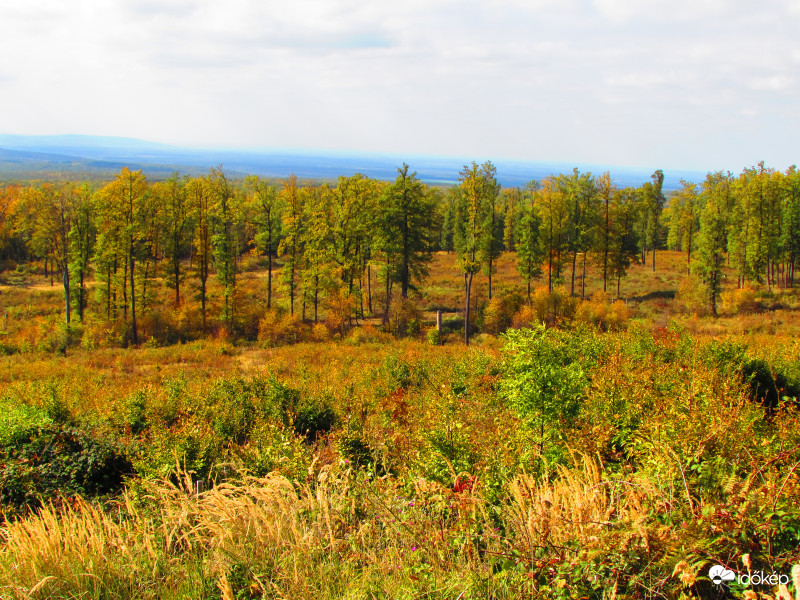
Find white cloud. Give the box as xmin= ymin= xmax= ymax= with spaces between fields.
xmin=0 ymin=0 xmax=798 ymax=170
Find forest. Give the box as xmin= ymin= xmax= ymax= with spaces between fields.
xmin=0 ymin=161 xmax=799 ymax=600
xmin=1 ymin=160 xmax=799 ymax=348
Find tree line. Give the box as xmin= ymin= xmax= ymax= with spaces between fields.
xmin=0 ymin=160 xmax=799 ymax=344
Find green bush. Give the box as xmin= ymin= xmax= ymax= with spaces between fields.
xmin=499 ymin=325 xmax=591 ymax=462
xmin=42 ymin=382 xmax=73 ymax=425
xmin=422 ymin=428 xmax=477 ymax=485
xmin=0 ymin=424 xmax=133 ymax=515
xmin=293 ymin=400 xmax=336 ymax=441
xmin=124 ymin=389 xmax=149 ymax=434
xmin=338 ymin=430 xmax=377 ymax=470
xmin=209 ymin=379 xmax=256 ymax=445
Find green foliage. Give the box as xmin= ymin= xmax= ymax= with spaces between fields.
xmin=209 ymin=167 xmax=240 ymax=328
xmin=237 ymin=421 xmax=312 ymax=480
xmin=499 ymin=325 xmax=590 ymax=460
xmin=379 ymin=164 xmax=436 ymax=298
xmin=293 ymin=398 xmax=336 ymax=441
xmin=0 ymin=421 xmax=133 ymax=515
xmin=124 ymin=389 xmax=148 ymax=434
xmin=208 ymin=378 xmax=257 ymax=445
xmin=421 ymin=428 xmax=477 ymax=485
xmin=41 ymin=381 xmax=73 ymax=425
xmin=338 ymin=430 xmax=377 ymax=470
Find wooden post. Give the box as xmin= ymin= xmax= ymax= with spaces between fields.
xmin=436 ymin=310 xmax=442 ymax=345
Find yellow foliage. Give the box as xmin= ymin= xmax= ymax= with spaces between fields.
xmin=482 ymin=293 xmax=523 ymax=335
xmin=607 ymin=300 xmax=631 ymax=330
xmin=676 ymin=275 xmax=709 ymax=316
xmin=311 ymin=322 xmax=331 ymax=342
xmin=347 ymin=324 xmax=391 ymax=344
xmin=511 ymin=304 xmax=538 ymax=329
xmin=258 ymin=310 xmax=304 ymax=346
xmin=325 ymin=289 xmax=356 ymax=336
xmin=721 ymin=286 xmax=759 ymax=315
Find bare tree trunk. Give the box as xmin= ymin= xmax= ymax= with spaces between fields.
xmin=367 ymin=262 xmax=372 ymax=315
xmin=130 ymin=250 xmax=138 ymax=346
xmin=570 ymin=250 xmax=577 ymax=296
xmin=267 ymin=231 xmax=272 ymax=309
xmin=488 ymin=257 xmax=493 ymax=300
xmin=383 ymin=256 xmax=391 ymax=326
xmin=314 ymin=273 xmax=319 ymax=323
xmin=581 ymin=252 xmax=587 ymax=299
xmin=464 ymin=272 xmax=474 ymax=345
xmin=63 ymin=266 xmax=71 ymax=325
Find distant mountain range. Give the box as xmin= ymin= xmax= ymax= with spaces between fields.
xmin=0 ymin=134 xmax=704 ymax=190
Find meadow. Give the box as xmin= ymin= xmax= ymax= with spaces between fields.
xmin=1 ymin=250 xmax=800 ymax=599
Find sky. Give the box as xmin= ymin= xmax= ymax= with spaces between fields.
xmin=1 ymin=0 xmax=798 ymax=172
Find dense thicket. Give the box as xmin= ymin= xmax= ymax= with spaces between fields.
xmin=2 ymin=161 xmax=800 ymax=343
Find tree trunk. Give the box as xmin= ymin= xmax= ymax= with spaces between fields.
xmin=570 ymin=250 xmax=577 ymax=296
xmin=122 ymin=254 xmax=128 ymax=319
xmin=464 ymin=272 xmax=474 ymax=345
xmin=384 ymin=256 xmax=391 ymax=326
xmin=267 ymin=230 xmax=272 ymax=309
xmin=603 ymin=196 xmax=609 ymax=292
xmin=488 ymin=257 xmax=493 ymax=300
xmin=130 ymin=250 xmax=138 ymax=346
xmin=359 ymin=273 xmax=364 ymax=320
xmin=78 ymin=270 xmax=85 ymax=322
xmin=581 ymin=252 xmax=587 ymax=299
xmin=367 ymin=262 xmax=372 ymax=315
xmin=63 ymin=266 xmax=71 ymax=324
xmin=314 ymin=273 xmax=319 ymax=323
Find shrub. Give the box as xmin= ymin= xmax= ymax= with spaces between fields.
xmin=499 ymin=325 xmax=589 ymax=462
xmin=41 ymin=382 xmax=73 ymax=425
xmin=139 ymin=419 xmax=219 ymax=480
xmin=325 ymin=288 xmax=356 ymax=336
xmin=676 ymin=274 xmax=709 ymax=315
xmin=338 ymin=430 xmax=379 ymax=470
xmin=607 ymin=299 xmax=631 ymax=330
xmin=347 ymin=324 xmax=391 ymax=345
xmin=237 ymin=422 xmax=311 ymax=480
xmin=421 ymin=428 xmax=477 ymax=485
xmin=388 ymin=296 xmax=422 ymax=337
xmin=481 ymin=292 xmax=525 ymax=335
xmin=511 ymin=304 xmax=538 ymax=329
xmin=138 ymin=309 xmax=179 ymax=346
xmin=311 ymin=322 xmax=331 ymax=342
xmin=521 ymin=286 xmax=578 ymax=327
xmin=721 ymin=285 xmax=759 ymax=315
xmin=258 ymin=310 xmax=305 ymax=346
xmin=124 ymin=389 xmax=149 ymax=434
xmin=378 ymin=353 xmax=416 ymax=390
xmin=81 ymin=319 xmax=127 ymax=350
xmin=155 ymin=376 xmax=185 ymax=427
xmin=293 ymin=400 xmax=336 ymax=442
xmin=0 ymin=424 xmax=133 ymax=515
xmin=208 ymin=379 xmax=257 ymax=445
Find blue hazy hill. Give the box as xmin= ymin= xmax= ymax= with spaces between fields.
xmin=0 ymin=134 xmax=704 ymax=190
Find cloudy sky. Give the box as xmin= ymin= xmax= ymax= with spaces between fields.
xmin=1 ymin=0 xmax=798 ymax=171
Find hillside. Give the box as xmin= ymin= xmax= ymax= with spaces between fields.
xmin=0 ymin=134 xmax=704 ymax=188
